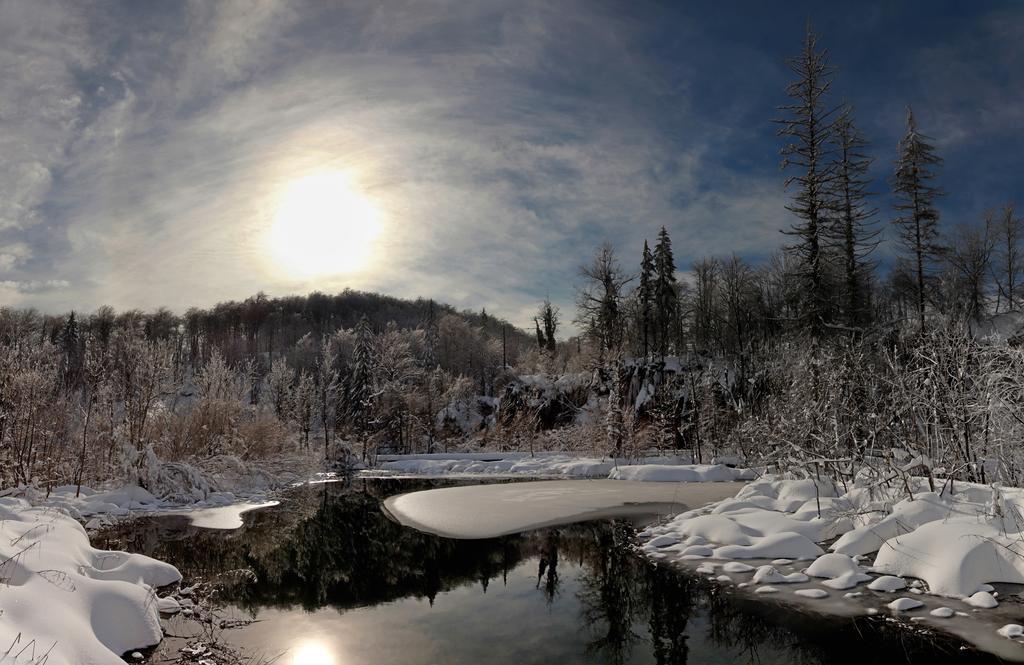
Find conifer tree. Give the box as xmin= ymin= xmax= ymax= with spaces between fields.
xmin=892 ymin=106 xmax=944 ymax=332
xmin=653 ymin=227 xmax=678 ymax=356
xmin=776 ymin=24 xmax=838 ymax=334
xmin=830 ymin=106 xmax=879 ymax=328
xmin=60 ymin=311 xmax=82 ymax=387
xmin=638 ymin=240 xmax=655 ymax=358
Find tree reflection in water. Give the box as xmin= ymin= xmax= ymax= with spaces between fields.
xmin=96 ymin=479 xmax=1004 ymax=665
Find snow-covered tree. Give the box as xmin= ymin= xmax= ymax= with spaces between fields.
xmin=576 ymin=243 xmax=630 ymax=361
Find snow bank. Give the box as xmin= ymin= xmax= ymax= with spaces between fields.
xmin=376 ymin=453 xmax=619 ymax=477
xmin=374 ymin=452 xmax=755 ymax=483
xmin=9 ymin=453 xmax=310 ymax=531
xmin=639 ymin=473 xmax=1024 ymax=606
xmin=384 ymin=479 xmax=741 ymax=539
xmin=608 ymin=464 xmax=756 ymax=482
xmin=0 ymin=497 xmax=181 ymax=665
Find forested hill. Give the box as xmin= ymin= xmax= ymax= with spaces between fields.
xmin=1 ymin=288 xmax=534 ymax=376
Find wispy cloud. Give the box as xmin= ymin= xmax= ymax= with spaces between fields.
xmin=0 ymin=0 xmax=1021 ymax=330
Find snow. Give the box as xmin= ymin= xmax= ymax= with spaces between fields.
xmin=806 ymin=552 xmax=861 ymax=578
xmin=825 ymin=572 xmax=873 ymax=590
xmin=647 ymin=534 xmax=680 ymax=548
xmin=930 ymin=607 xmax=956 ymax=618
xmin=166 ymin=500 xmax=280 ymax=529
xmin=639 ymin=473 xmax=1024 ymax=612
xmin=608 ymin=464 xmax=756 ymax=483
xmin=966 ymin=591 xmax=999 ymax=609
xmin=795 ymin=588 xmax=829 ymax=599
xmin=0 ymin=497 xmax=181 ymax=665
xmin=999 ymin=624 xmax=1024 ymax=639
xmin=713 ymin=532 xmax=823 ymax=560
xmin=158 ymin=596 xmax=182 ymax=614
xmin=384 ymin=479 xmax=742 ymax=539
xmin=888 ymin=597 xmax=924 ymax=611
xmin=868 ymin=575 xmax=907 ymax=592
xmin=751 ymin=565 xmax=808 ymax=584
xmin=373 ymin=452 xmax=752 ymax=482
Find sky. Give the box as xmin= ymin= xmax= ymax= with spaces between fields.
xmin=0 ymin=0 xmax=1022 ymax=330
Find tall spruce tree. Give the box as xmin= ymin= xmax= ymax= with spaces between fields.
xmin=830 ymin=106 xmax=879 ymax=328
xmin=653 ymin=227 xmax=678 ymax=356
xmin=638 ymin=240 xmax=655 ymax=359
xmin=892 ymin=106 xmax=944 ymax=332
xmin=776 ymin=24 xmax=838 ymax=334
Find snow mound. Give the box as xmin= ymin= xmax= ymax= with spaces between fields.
xmin=888 ymin=597 xmax=924 ymax=611
xmin=751 ymin=565 xmax=808 ymax=584
xmin=966 ymin=591 xmax=999 ymax=609
xmin=999 ymin=624 xmax=1024 ymax=639
xmin=806 ymin=553 xmax=860 ymax=578
xmin=868 ymin=575 xmax=907 ymax=592
xmin=713 ymin=532 xmax=823 ymax=560
xmin=795 ymin=588 xmax=829 ymax=599
xmin=0 ymin=498 xmax=181 ymax=665
xmin=871 ymin=517 xmax=1024 ymax=597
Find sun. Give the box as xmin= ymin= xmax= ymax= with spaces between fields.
xmin=268 ymin=171 xmax=381 ymax=278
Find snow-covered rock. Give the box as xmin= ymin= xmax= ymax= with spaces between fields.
xmin=0 ymin=497 xmax=181 ymax=665
xmin=887 ymin=597 xmax=924 ymax=611
xmin=751 ymin=565 xmax=809 ymax=584
xmin=999 ymin=624 xmax=1024 ymax=639
xmin=965 ymin=591 xmax=999 ymax=609
xmin=868 ymin=575 xmax=908 ymax=592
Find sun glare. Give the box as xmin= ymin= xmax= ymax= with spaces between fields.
xmin=292 ymin=641 xmax=336 ymax=665
xmin=268 ymin=171 xmax=381 ymax=278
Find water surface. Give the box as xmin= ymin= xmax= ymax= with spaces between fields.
xmin=97 ymin=479 xmax=1002 ymax=665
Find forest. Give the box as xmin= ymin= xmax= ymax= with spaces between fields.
xmin=1 ymin=27 xmax=1022 ymax=494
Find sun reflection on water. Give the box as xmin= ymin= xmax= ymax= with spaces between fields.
xmin=292 ymin=640 xmax=336 ymax=665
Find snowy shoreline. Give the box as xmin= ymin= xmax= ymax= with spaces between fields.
xmin=636 ymin=474 xmax=1024 ymax=660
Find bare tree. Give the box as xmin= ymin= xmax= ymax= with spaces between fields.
xmin=993 ymin=203 xmax=1023 ymax=312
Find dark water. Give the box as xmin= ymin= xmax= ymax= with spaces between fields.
xmin=97 ymin=479 xmax=1002 ymax=665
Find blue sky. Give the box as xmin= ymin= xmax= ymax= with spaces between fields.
xmin=0 ymin=1 xmax=1021 ymax=329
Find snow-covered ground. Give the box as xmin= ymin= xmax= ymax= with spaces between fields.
xmin=0 ymin=497 xmax=182 ymax=665
xmin=1 ymin=453 xmax=319 ymax=532
xmin=637 ymin=473 xmax=1024 ymax=658
xmin=371 ymin=451 xmax=755 ymax=482
xmin=383 ymin=479 xmax=742 ymax=538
